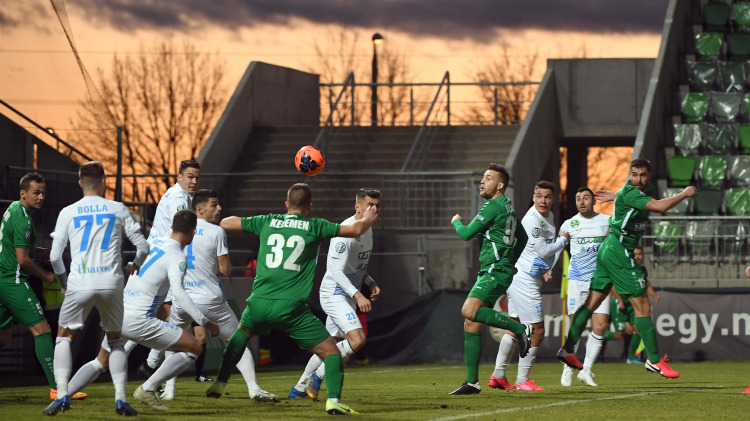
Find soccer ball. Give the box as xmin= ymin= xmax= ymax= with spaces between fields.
xmin=295 ymin=145 xmax=325 ymax=176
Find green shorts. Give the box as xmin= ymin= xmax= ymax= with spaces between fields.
xmin=590 ymin=240 xmax=647 ymax=299
xmin=0 ymin=278 xmax=46 ymax=328
xmin=611 ymin=298 xmax=635 ymax=332
xmin=240 ymin=296 xmax=330 ymax=350
xmin=467 ymin=264 xmax=514 ymax=308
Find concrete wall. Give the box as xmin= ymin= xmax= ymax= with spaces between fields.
xmin=198 ymin=62 xmax=320 ymax=190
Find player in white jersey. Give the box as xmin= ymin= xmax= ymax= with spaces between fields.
xmin=163 ymin=189 xmax=277 ymax=402
xmin=288 ymin=188 xmax=382 ymax=401
xmin=559 ymin=187 xmax=610 ymax=387
xmin=490 ymin=181 xmax=569 ymax=391
xmin=43 ymin=162 xmax=149 ymax=416
xmin=126 ymin=210 xmax=219 ymax=411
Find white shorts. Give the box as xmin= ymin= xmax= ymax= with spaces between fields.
xmin=58 ymin=288 xmax=123 ymax=332
xmin=507 ymin=271 xmax=543 ymax=324
xmin=320 ymin=294 xmax=362 ymax=338
xmin=170 ymin=301 xmax=238 ymax=341
xmin=566 ymin=279 xmax=610 ymax=316
xmin=121 ymin=311 xmax=183 ymax=351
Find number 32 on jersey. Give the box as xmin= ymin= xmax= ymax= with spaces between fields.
xmin=266 ymin=233 xmax=305 ymax=271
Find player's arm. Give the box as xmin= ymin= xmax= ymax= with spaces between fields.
xmin=216 ymin=227 xmax=231 ymax=277
xmin=16 ymin=248 xmax=53 ymax=285
xmin=168 ymin=257 xmax=210 ymax=326
xmin=338 ymin=205 xmax=379 ymax=238
xmin=122 ymin=207 xmax=149 ymax=269
xmin=646 ymin=281 xmax=660 ymax=303
xmin=643 ymin=186 xmax=697 ymax=213
xmin=326 ymin=239 xmax=365 ymax=301
xmin=49 ymin=214 xmax=70 ymax=288
xmin=451 ymin=202 xmax=496 ymax=241
xmin=220 ymin=216 xmax=243 ymax=232
xmin=217 ymin=255 xmax=231 ymax=277
xmin=532 ymin=234 xmax=568 ymax=259
xmin=364 ymin=273 xmax=380 ymax=302
xmin=613 ymin=288 xmax=626 ymax=311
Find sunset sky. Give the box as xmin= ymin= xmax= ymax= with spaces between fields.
xmin=0 ymin=0 xmax=668 ymax=138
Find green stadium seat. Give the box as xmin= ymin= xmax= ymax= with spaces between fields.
xmin=667 ymin=155 xmax=696 ymax=186
xmin=695 ymin=33 xmax=724 ymax=61
xmin=729 ymin=156 xmax=750 ymax=186
xmin=734 ymin=3 xmax=750 ymax=31
xmin=725 ymin=187 xmax=750 ymax=215
xmin=704 ymin=3 xmax=731 ymax=32
xmin=726 ymin=32 xmax=750 ymax=60
xmin=718 ymin=61 xmax=745 ymax=92
xmin=710 ymin=93 xmax=741 ymax=122
xmin=695 ymin=187 xmax=724 ymax=215
xmin=688 ymin=61 xmax=718 ymax=91
xmin=740 ymin=123 xmax=750 ymax=153
xmin=673 ymin=124 xmax=702 ymax=156
xmin=680 ymin=92 xmax=709 ymax=123
xmin=698 ymin=155 xmax=728 ymax=187
xmin=654 ymin=220 xmax=683 ymax=254
xmin=743 ymin=93 xmax=750 ymax=120
xmin=661 ymin=187 xmax=690 ymax=215
xmin=718 ymin=220 xmax=747 ymax=255
xmin=704 ymin=123 xmax=735 ymax=154
xmin=686 ymin=220 xmax=717 ymax=254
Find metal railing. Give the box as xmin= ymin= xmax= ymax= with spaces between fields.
xmin=402 ymin=72 xmax=450 ymax=172
xmin=314 ymin=72 xmax=355 ymax=156
xmin=642 ymin=215 xmax=750 ymax=288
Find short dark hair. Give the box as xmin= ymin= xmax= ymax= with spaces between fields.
xmin=178 ymin=160 xmax=200 ymax=174
xmin=287 ymin=183 xmax=312 ymax=209
xmin=192 ymin=189 xmax=218 ymax=210
xmin=487 ymin=163 xmax=509 ymax=186
xmin=172 ymin=209 xmax=197 ymax=235
xmin=576 ymin=187 xmax=594 ymax=199
xmin=535 ymin=180 xmax=555 ymax=193
xmin=630 ymin=158 xmax=652 ymax=172
xmin=356 ymin=188 xmax=381 ymax=202
xmin=634 ymin=246 xmax=643 ymax=253
xmin=20 ymin=172 xmax=45 ymax=191
xmin=79 ymin=161 xmax=105 ymax=190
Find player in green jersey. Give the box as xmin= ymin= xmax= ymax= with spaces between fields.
xmin=557 ymin=159 xmax=696 ymax=379
xmin=0 ymin=172 xmax=59 ymax=394
xmin=206 ymin=183 xmax=378 ymax=415
xmin=448 ymin=163 xmax=531 ymax=395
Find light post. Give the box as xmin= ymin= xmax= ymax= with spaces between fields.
xmin=371 ymin=32 xmax=384 ymax=126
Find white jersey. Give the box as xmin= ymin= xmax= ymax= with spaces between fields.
xmin=182 ymin=218 xmax=228 ymax=305
xmin=319 ymin=215 xmax=373 ymax=298
xmin=50 ymin=195 xmax=148 ymax=291
xmin=560 ymin=212 xmax=610 ymax=282
xmin=123 ymin=237 xmax=207 ymax=325
xmin=514 ymin=207 xmax=567 ymax=278
xmin=148 ymin=184 xmax=192 ymax=242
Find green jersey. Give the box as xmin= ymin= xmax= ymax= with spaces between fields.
xmin=241 ymin=213 xmax=340 ymax=302
xmin=608 ymin=181 xmax=652 ymax=251
xmin=0 ymin=201 xmax=36 ymax=284
xmin=452 ymin=194 xmax=527 ymax=269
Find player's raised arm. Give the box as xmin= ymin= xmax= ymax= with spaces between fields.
xmin=339 ymin=204 xmax=379 ymax=238
xmin=644 ymin=186 xmax=698 ymax=213
xmin=220 ymin=216 xmax=243 ymax=232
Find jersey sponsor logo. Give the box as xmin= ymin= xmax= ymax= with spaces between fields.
xmin=571 ymin=220 xmax=579 ymax=228
xmin=179 ymin=262 xmax=187 ymax=273
xmin=77 ymin=261 xmax=115 ymax=274
xmin=124 ymin=287 xmax=140 ymax=297
xmin=269 ymin=218 xmax=310 ymax=230
xmin=358 ymin=250 xmax=371 ymax=260
xmin=633 ymin=222 xmax=646 ymax=231
xmin=76 ymin=204 xmax=109 ymax=213
xmin=335 ymin=242 xmax=346 ymax=253
xmin=574 ymin=236 xmax=606 ymax=244
xmin=531 ymin=227 xmax=541 ymax=238
xmin=476 ymin=214 xmax=485 ymax=221
xmin=176 ymin=205 xmax=186 ymax=211
xmin=540 ymin=220 xmax=546 ymax=229
xmin=184 ymin=280 xmax=207 ymax=288
xmin=506 ymin=203 xmax=514 ymax=213
xmin=25 ymin=230 xmax=30 ymax=239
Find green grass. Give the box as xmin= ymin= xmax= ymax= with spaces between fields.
xmin=2 ymin=361 xmax=749 ymax=420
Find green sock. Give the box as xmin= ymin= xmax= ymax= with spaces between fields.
xmin=34 ymin=332 xmax=56 ymax=389
xmin=324 ymin=354 xmax=344 ymax=400
xmin=472 ymin=307 xmax=525 ymax=335
xmin=629 ymin=333 xmax=641 ymax=359
xmin=216 ymin=329 xmax=249 ymax=383
xmin=634 ymin=317 xmax=660 ymax=363
xmin=563 ymin=306 xmax=592 ymax=352
xmin=603 ymin=331 xmax=616 ymax=341
xmin=464 ymin=332 xmax=481 ymax=384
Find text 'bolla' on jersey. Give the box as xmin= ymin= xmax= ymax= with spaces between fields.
xmin=319 ymin=215 xmax=373 ymax=299
xmin=560 ymin=212 xmax=609 ymax=281
xmin=241 ymin=213 xmax=340 ymax=302
xmin=182 ymin=218 xmax=229 ymax=305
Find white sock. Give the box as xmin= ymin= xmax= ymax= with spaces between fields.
xmin=53 ymin=337 xmax=72 ymax=397
xmin=108 ymin=338 xmax=128 ymax=402
xmin=515 ymin=346 xmax=538 ymax=385
xmin=583 ymin=333 xmax=604 ymax=371
xmin=492 ymin=335 xmax=517 ymax=379
xmin=68 ymin=358 xmax=105 ymax=395
xmin=296 ymin=354 xmax=323 ymax=392
xmin=142 ymin=352 xmax=197 ymax=392
xmin=315 ymin=340 xmax=355 ymax=380
xmin=124 ymin=340 xmax=138 ymax=354
xmin=163 ymin=351 xmax=176 ymax=396
xmin=237 ymin=348 xmax=260 ymax=391
xmin=146 ymin=348 xmax=163 ymax=369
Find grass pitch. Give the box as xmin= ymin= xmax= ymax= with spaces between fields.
xmin=1 ymin=361 xmax=748 ymax=420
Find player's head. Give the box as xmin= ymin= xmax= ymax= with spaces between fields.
xmin=481 ymin=163 xmax=509 ymax=199
xmin=575 ymin=187 xmax=595 ymax=217
xmin=177 ymin=159 xmax=201 ymax=195
xmin=193 ymin=189 xmax=221 ymax=223
xmin=286 ymin=183 xmax=313 ymax=216
xmin=355 ymin=188 xmax=381 ymax=219
xmin=533 ymin=180 xmax=555 ymax=217
xmin=79 ymin=161 xmax=106 ymax=195
xmin=629 ymin=159 xmax=652 ymax=192
xmin=19 ymin=172 xmax=46 ymax=211
xmin=171 ymin=209 xmax=197 ymax=246
xmin=634 ymin=246 xmax=644 ymax=266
